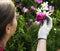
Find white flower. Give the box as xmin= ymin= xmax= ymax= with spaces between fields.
xmin=54 ymin=28 xmax=56 ymax=31
xmin=41 ymin=2 xmax=49 ymax=10
xmin=36 ymin=8 xmax=42 ymax=14
xmin=36 ymin=1 xmax=54 ymax=17
xmin=43 ymin=10 xmax=47 ymax=14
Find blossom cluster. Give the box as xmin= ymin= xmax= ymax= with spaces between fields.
xmin=35 ymin=1 xmax=54 ymax=25
xmin=16 ymin=0 xmax=54 ymax=26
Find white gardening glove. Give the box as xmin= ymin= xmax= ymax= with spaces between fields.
xmin=38 ymin=16 xmax=53 ymax=39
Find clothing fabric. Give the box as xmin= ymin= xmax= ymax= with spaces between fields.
xmin=0 ymin=47 xmax=4 ymax=51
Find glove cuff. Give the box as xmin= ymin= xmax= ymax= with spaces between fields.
xmin=38 ymin=38 xmax=46 ymax=40
xmin=38 ymin=35 xmax=47 ymax=40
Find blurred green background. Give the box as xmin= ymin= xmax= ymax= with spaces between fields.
xmin=5 ymin=0 xmax=60 ymax=51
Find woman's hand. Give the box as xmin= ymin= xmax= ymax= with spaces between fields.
xmin=38 ymin=16 xmax=53 ymax=39
xmin=37 ymin=16 xmax=53 ymax=51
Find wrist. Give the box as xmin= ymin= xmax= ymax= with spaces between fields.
xmin=38 ymin=38 xmax=46 ymax=43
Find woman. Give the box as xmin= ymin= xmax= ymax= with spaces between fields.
xmin=0 ymin=0 xmax=17 ymax=50
xmin=0 ymin=0 xmax=52 ymax=51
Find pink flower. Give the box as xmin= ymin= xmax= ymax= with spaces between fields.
xmin=35 ymin=21 xmax=41 ymax=26
xmin=16 ymin=2 xmax=22 ymax=7
xmin=48 ymin=6 xmax=54 ymax=14
xmin=22 ymin=7 xmax=29 ymax=13
xmin=35 ymin=0 xmax=43 ymax=4
xmin=36 ymin=13 xmax=46 ymax=22
xmin=49 ymin=6 xmax=54 ymax=11
xmin=31 ymin=6 xmax=35 ymax=10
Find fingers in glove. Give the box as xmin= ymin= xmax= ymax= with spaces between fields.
xmin=47 ymin=16 xmax=53 ymax=28
xmin=42 ymin=20 xmax=47 ymax=26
